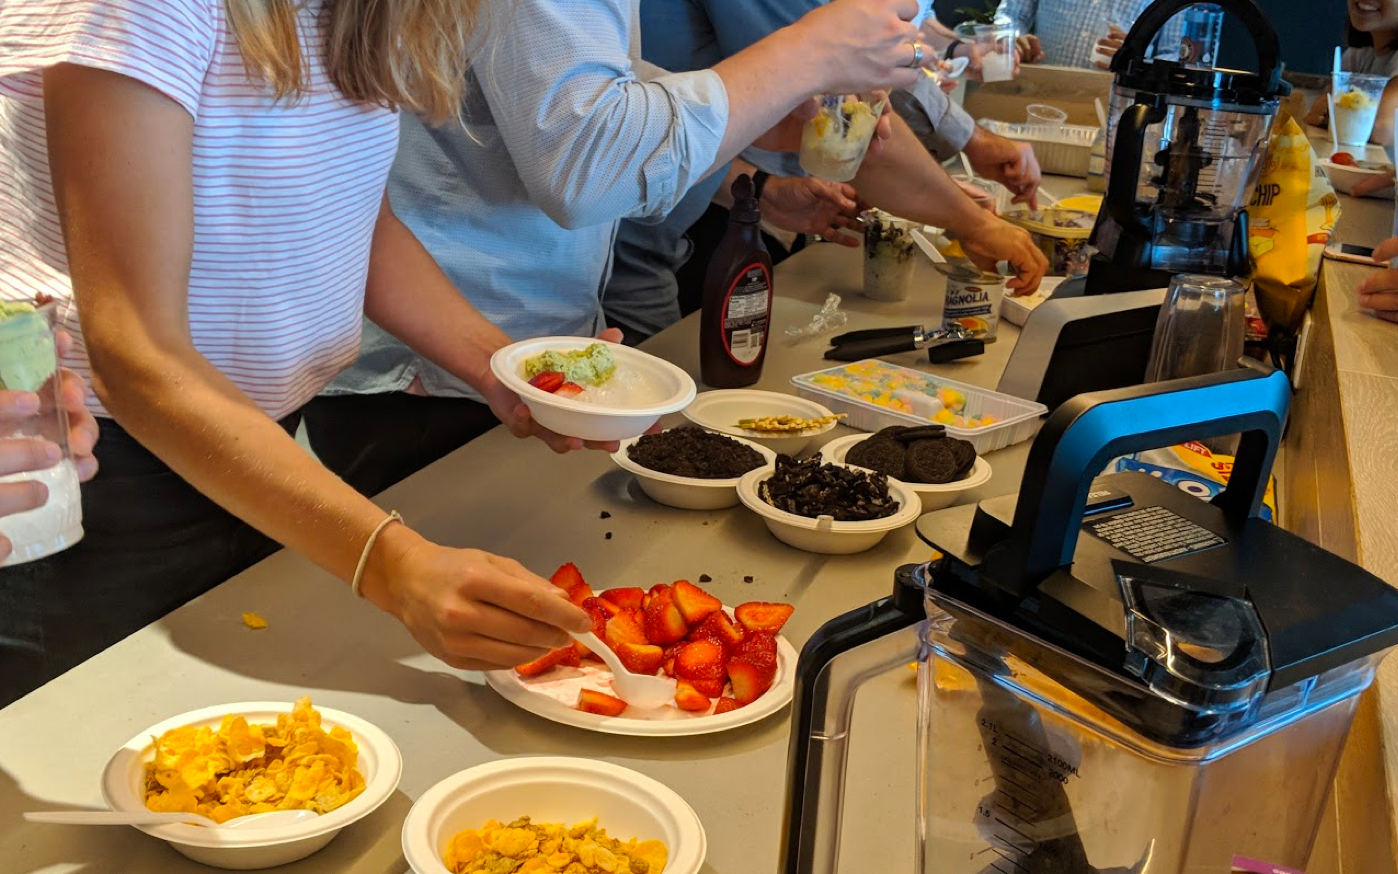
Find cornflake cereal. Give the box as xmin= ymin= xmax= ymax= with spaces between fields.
xmin=444 ymin=816 xmax=668 ymax=874
xmin=143 ymin=697 xmax=365 ymax=823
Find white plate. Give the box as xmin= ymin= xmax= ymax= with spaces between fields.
xmin=818 ymin=432 xmax=993 ymax=512
xmin=101 ymin=702 xmax=402 ymax=870
xmin=402 ymin=757 xmax=706 ymax=874
xmin=485 ymin=630 xmax=797 ymax=737
xmin=1320 ymin=158 xmax=1395 ymax=198
xmin=491 ymin=337 xmax=697 ymax=442
xmin=610 ymin=432 xmax=777 ymax=510
xmin=682 ymin=389 xmax=838 ymax=456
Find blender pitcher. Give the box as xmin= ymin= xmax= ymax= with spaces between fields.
xmin=1086 ymin=0 xmax=1289 ymax=295
xmin=780 ymin=365 xmax=1398 ymax=874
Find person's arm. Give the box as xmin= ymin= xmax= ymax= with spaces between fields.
xmin=483 ymin=0 xmax=923 ymax=229
xmin=45 ymin=63 xmax=588 ymax=670
xmin=1356 ymin=237 xmax=1398 ymax=323
xmin=852 ymin=116 xmax=1048 ymax=291
xmin=715 ymin=159 xmax=863 ymax=245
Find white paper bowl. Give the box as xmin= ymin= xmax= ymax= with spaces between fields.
xmin=682 ymin=390 xmax=838 ymax=457
xmin=101 ymin=702 xmax=402 ymax=870
xmin=1320 ymin=158 xmax=1394 ymax=197
xmin=402 ymin=757 xmax=706 ymax=874
xmin=611 ymin=432 xmax=777 ymax=510
xmin=818 ymin=433 xmax=993 ymax=512
xmin=736 ymin=462 xmax=921 ymax=554
xmin=491 ymin=337 xmax=697 ymax=442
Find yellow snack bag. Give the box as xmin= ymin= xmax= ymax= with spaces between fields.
xmin=1246 ymin=116 xmax=1341 ymax=332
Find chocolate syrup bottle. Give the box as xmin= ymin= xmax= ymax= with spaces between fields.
xmin=700 ymin=174 xmax=773 ymax=388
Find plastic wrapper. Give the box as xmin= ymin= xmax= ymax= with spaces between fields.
xmin=1104 ymin=441 xmax=1277 ymax=522
xmin=1246 ymin=117 xmax=1341 ymax=333
xmin=783 ymin=293 xmax=848 ymax=343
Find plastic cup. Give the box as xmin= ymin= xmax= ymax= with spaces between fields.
xmin=799 ymin=91 xmax=888 ymax=182
xmin=861 ymin=209 xmax=919 ymax=301
xmin=975 ymin=23 xmax=1018 ymax=83
xmin=1332 ymin=71 xmax=1388 ymax=147
xmin=0 ymin=302 xmax=83 ymax=565
xmin=1026 ymin=103 xmax=1068 ymax=127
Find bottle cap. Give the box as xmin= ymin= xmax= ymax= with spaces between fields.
xmin=731 ymin=174 xmax=760 ymax=223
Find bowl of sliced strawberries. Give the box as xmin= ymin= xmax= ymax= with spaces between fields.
xmin=485 ymin=563 xmax=797 ymax=736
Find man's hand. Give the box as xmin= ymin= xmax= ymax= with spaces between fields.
xmin=1093 ymin=24 xmax=1127 ymax=69
xmin=965 ymin=127 xmax=1042 ymax=207
xmin=480 ymin=328 xmax=628 ymax=453
xmin=762 ymin=176 xmax=862 ymax=246
xmin=957 ymin=215 xmax=1048 ymax=294
xmin=1016 ymin=34 xmax=1045 ymax=64
xmin=1356 ymin=237 xmax=1398 ymax=323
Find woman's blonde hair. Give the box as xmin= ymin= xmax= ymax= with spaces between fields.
xmin=223 ymin=0 xmax=480 ymax=125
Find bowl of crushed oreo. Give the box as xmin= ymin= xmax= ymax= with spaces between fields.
xmin=612 ymin=427 xmax=777 ymax=510
xmin=736 ymin=456 xmax=921 ymax=554
xmin=819 ymin=426 xmax=992 ymax=512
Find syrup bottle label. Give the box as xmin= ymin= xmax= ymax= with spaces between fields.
xmin=722 ymin=262 xmax=771 ymax=365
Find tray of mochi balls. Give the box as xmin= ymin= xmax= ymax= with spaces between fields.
xmin=820 ymin=424 xmax=992 ymax=512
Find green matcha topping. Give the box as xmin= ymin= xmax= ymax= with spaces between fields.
xmin=0 ymin=303 xmax=57 ymax=394
xmin=523 ymin=343 xmax=617 ymax=386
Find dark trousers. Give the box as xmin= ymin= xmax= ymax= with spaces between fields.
xmin=301 ymin=393 xmax=500 ymax=499
xmin=0 ymin=414 xmax=299 ymax=708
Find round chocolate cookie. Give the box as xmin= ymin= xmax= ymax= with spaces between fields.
xmin=845 ymin=435 xmax=906 ymax=478
xmin=891 ymin=425 xmax=947 ymax=444
xmin=905 ymin=439 xmax=964 ymax=484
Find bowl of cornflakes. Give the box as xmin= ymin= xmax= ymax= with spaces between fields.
xmin=402 ymin=757 xmax=706 ymax=874
xmin=100 ymin=698 xmax=402 ymax=870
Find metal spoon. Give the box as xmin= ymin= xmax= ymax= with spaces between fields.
xmin=570 ymin=630 xmax=677 ymax=709
xmin=24 ymin=808 xmax=319 ymax=829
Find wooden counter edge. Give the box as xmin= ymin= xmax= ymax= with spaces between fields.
xmin=1291 ymin=262 xmax=1398 ymax=873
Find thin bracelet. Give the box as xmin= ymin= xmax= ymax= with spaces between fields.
xmin=351 ymin=510 xmax=403 ymax=599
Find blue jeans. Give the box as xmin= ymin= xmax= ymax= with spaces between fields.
xmin=0 ymin=414 xmax=298 ymax=707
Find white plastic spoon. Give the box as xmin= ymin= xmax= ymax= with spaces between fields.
xmin=24 ymin=808 xmax=319 ymax=829
xmin=571 ymin=630 xmax=677 ymax=709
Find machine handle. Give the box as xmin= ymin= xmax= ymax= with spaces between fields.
xmin=1105 ymin=101 xmax=1165 ymax=230
xmin=1113 ymin=0 xmax=1282 ymax=93
xmin=780 ymin=565 xmax=925 ymax=874
xmin=979 ymin=361 xmax=1289 ymax=599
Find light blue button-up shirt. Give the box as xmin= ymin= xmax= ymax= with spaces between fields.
xmin=996 ymin=0 xmax=1185 ymax=70
xmin=325 ymin=0 xmax=728 ymax=400
xmin=603 ymin=0 xmax=979 ymax=338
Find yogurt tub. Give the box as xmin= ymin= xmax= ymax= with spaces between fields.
xmin=936 ymin=262 xmax=1006 ymax=342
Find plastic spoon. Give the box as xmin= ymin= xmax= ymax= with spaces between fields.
xmin=571 ymin=630 xmax=677 ymax=709
xmin=1327 ymin=92 xmax=1340 ymax=157
xmin=1094 ymin=97 xmax=1108 ymax=131
xmin=25 ymin=809 xmax=319 ymax=829
xmin=1335 ymin=46 xmax=1343 ymax=76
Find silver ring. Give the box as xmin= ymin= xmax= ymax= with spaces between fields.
xmin=907 ymin=41 xmax=925 ymax=68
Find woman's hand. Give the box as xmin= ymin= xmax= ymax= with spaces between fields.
xmin=1356 ymin=237 xmax=1398 ymax=322
xmin=366 ymin=530 xmax=592 ymax=672
xmin=0 ymin=393 xmax=59 ymax=561
xmin=479 ymin=328 xmax=628 ymax=453
xmin=54 ymin=331 xmax=98 ymax=481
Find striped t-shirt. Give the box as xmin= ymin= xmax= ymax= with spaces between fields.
xmin=0 ymin=0 xmax=400 ymax=419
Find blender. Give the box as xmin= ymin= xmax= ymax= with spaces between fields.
xmin=1085 ymin=0 xmax=1290 ymax=294
xmin=780 ymin=364 xmax=1398 ymax=873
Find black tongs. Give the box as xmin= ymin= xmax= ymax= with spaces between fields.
xmin=825 ymin=324 xmax=984 ymax=363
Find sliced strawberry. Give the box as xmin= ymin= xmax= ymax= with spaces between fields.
xmin=583 ymin=595 xmax=622 ymax=618
xmin=600 ymin=587 xmax=645 ymax=610
xmin=577 ymin=689 xmax=628 ymax=717
xmin=644 ymin=583 xmax=672 ymax=611
xmin=674 ymin=639 xmax=726 ymax=686
xmin=662 ymin=656 xmax=676 ymax=678
xmin=672 ymin=580 xmax=723 ymax=626
xmin=713 ymin=697 xmax=742 ymax=714
xmin=550 ymin=562 xmax=594 ymax=606
xmin=734 ymin=601 xmax=794 ymax=635
xmin=727 ymin=654 xmax=777 ymax=705
xmin=690 ymin=611 xmax=745 ymax=654
xmin=690 ymin=676 xmax=726 ymax=698
xmin=614 ymin=642 xmax=664 ymax=676
xmin=733 ymin=630 xmax=778 ymax=663
xmin=528 ymin=370 xmax=566 ymax=393
xmin=515 ymin=645 xmax=581 ymax=678
xmin=674 ymin=680 xmax=712 ymax=712
xmin=574 ymin=600 xmax=611 ymax=659
xmin=605 ymin=610 xmax=649 ymax=649
xmin=554 ymin=381 xmax=585 ymax=398
xmin=643 ymin=587 xmax=689 ymax=644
